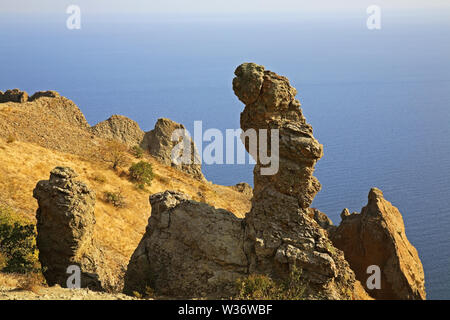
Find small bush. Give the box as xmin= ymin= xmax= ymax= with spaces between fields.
xmin=104 ymin=190 xmax=126 ymax=208
xmin=0 ymin=206 xmax=40 ymax=274
xmin=235 ymin=266 xmax=306 ymax=300
xmin=131 ymin=145 xmax=144 ymax=159
xmin=129 ymin=161 xmax=154 ymax=188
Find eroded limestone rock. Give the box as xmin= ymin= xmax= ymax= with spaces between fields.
xmin=91 ymin=115 xmax=145 ymax=147
xmin=123 ymin=191 xmax=247 ymax=298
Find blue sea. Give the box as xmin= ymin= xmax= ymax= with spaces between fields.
xmin=1 ymin=8 xmax=449 ymax=299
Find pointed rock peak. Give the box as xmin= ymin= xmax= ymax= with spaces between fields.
xmin=233 ymin=63 xmax=266 ymax=105
xmin=50 ymin=166 xmax=78 ymax=180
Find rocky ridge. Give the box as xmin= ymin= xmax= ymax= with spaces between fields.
xmin=90 ymin=115 xmax=145 ymax=147
xmin=141 ymin=118 xmax=205 ymax=181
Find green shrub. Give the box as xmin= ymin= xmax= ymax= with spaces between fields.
xmin=235 ymin=266 xmax=306 ymax=300
xmin=131 ymin=145 xmax=144 ymax=159
xmin=0 ymin=206 xmax=39 ymax=274
xmin=129 ymin=161 xmax=154 ymax=188
xmin=104 ymin=190 xmax=126 ymax=208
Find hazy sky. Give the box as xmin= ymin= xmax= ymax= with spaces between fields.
xmin=1 ymin=0 xmax=449 ymax=14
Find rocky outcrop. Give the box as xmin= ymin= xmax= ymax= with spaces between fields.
xmin=234 ymin=63 xmax=366 ymax=299
xmin=0 ymin=89 xmax=89 ymax=129
xmin=91 ymin=115 xmax=145 ymax=147
xmin=307 ymin=208 xmax=334 ymax=230
xmin=33 ymin=167 xmax=116 ymax=291
xmin=31 ymin=94 xmax=90 ymax=129
xmin=124 ymin=64 xmax=368 ymax=300
xmin=0 ymin=89 xmax=29 ymax=103
xmin=142 ymin=118 xmax=205 ymax=181
xmin=123 ymin=191 xmax=247 ymax=298
xmin=330 ymin=188 xmax=426 ymax=300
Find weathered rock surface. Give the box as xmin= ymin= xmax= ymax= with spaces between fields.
xmin=120 ymin=63 xmax=424 ymax=300
xmin=123 ymin=63 xmax=372 ymax=300
xmin=142 ymin=118 xmax=205 ymax=181
xmin=0 ymin=89 xmax=89 ymax=129
xmin=33 ymin=167 xmax=116 ymax=291
xmin=231 ymin=182 xmax=253 ymax=197
xmin=234 ymin=63 xmax=366 ymax=299
xmin=307 ymin=208 xmax=334 ymax=230
xmin=330 ymin=188 xmax=426 ymax=300
xmin=124 ymin=191 xmax=247 ymax=298
xmin=0 ymin=89 xmax=29 ymax=103
xmin=91 ymin=115 xmax=145 ymax=147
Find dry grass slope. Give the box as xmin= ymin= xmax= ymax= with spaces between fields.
xmin=0 ymin=97 xmax=251 ymax=294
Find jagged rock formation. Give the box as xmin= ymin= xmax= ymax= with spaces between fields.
xmin=0 ymin=89 xmax=89 ymax=129
xmin=33 ymin=167 xmax=116 ymax=291
xmin=91 ymin=115 xmax=145 ymax=147
xmin=124 ymin=191 xmax=247 ymax=297
xmin=29 ymin=90 xmax=60 ymax=101
xmin=0 ymin=89 xmax=29 ymax=103
xmin=123 ymin=64 xmax=369 ymax=299
xmin=1 ymin=89 xmax=206 ymax=179
xmin=330 ymin=188 xmax=426 ymax=300
xmin=234 ymin=62 xmax=366 ymax=299
xmin=232 ymin=182 xmax=253 ymax=197
xmin=142 ymin=118 xmax=205 ymax=181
